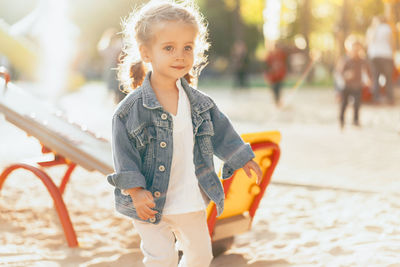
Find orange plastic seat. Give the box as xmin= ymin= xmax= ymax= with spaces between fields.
xmin=207 ymin=131 xmax=281 ymax=243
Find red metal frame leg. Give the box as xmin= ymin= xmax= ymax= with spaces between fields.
xmin=37 ymin=152 xmax=77 ymax=195
xmin=0 ymin=164 xmax=78 ymax=247
xmin=249 ymin=142 xmax=280 ymax=218
xmin=59 ymin=163 xmax=76 ymax=195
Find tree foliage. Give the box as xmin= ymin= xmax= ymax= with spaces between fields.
xmin=199 ymin=0 xmax=263 ymax=67
xmin=199 ymin=0 xmax=386 ymax=73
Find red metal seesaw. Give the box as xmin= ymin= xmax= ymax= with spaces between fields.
xmin=0 ymin=69 xmax=81 ymax=247
xmin=0 ymin=66 xmax=113 ymax=247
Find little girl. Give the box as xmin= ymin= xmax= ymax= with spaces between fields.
xmin=107 ymin=1 xmax=262 ymax=266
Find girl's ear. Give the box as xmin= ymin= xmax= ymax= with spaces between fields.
xmin=139 ymin=45 xmax=151 ymax=63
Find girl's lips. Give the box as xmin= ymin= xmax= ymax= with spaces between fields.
xmin=171 ymin=66 xmax=185 ymax=70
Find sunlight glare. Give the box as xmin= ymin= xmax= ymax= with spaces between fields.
xmin=263 ymin=0 xmax=282 ymax=41
xmin=37 ymin=0 xmax=76 ymax=101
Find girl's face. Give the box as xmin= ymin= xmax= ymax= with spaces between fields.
xmin=141 ymin=20 xmax=197 ymax=83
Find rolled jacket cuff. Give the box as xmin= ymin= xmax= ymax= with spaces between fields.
xmin=221 ymin=143 xmax=255 ymax=179
xmin=107 ymin=171 xmax=147 ymax=190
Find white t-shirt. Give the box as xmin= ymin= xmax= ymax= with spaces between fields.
xmin=367 ymin=23 xmax=393 ymax=59
xmin=162 ymin=79 xmax=206 ymax=215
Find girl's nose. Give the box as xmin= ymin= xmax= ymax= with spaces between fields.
xmin=175 ymin=50 xmax=185 ymax=60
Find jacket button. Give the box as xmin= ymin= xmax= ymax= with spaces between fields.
xmin=149 ymin=217 xmax=156 ymax=223
xmin=154 ymin=191 xmax=161 ymax=198
xmin=161 ymin=113 xmax=168 ymax=120
xmin=158 ymin=165 xmax=165 ymax=172
xmin=160 ymin=141 xmax=167 ymax=148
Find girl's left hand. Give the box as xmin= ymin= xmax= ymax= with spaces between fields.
xmin=242 ymin=160 xmax=263 ymax=184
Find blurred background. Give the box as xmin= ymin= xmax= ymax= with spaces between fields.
xmin=1 ymin=0 xmax=399 ymax=95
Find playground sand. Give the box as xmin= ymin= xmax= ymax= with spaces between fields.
xmin=1 ymin=83 xmax=400 ymax=266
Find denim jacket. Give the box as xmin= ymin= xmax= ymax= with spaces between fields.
xmin=107 ymin=72 xmax=255 ymax=224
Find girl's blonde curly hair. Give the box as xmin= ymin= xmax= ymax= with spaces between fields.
xmin=118 ymin=0 xmax=210 ymax=93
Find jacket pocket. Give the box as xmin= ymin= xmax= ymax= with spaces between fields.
xmin=130 ymin=124 xmax=156 ymax=149
xmin=128 ymin=124 xmax=156 ymax=181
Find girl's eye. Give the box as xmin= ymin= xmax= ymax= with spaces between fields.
xmin=164 ymin=46 xmax=173 ymax=51
xmin=184 ymin=46 xmax=193 ymax=51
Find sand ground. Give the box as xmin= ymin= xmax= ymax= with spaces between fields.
xmin=1 ymin=82 xmax=400 ymax=266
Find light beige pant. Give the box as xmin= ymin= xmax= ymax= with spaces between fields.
xmin=133 ymin=210 xmax=213 ymax=267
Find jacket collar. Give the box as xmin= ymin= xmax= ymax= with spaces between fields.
xmin=141 ymin=72 xmax=214 ymax=114
xmin=142 ymin=72 xmax=162 ymax=110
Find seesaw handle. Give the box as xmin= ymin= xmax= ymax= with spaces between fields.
xmin=0 ymin=66 xmax=11 ymax=87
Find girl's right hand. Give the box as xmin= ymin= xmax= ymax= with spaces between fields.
xmin=126 ymin=188 xmax=158 ymax=221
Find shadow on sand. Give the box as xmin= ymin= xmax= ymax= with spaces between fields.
xmin=212 ymin=253 xmax=290 ymax=267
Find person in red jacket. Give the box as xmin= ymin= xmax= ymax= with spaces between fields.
xmin=264 ymin=43 xmax=287 ymax=107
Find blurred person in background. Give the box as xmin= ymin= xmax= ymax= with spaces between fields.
xmin=231 ymin=40 xmax=250 ymax=89
xmin=366 ymin=16 xmax=395 ymax=105
xmin=264 ymin=42 xmax=287 ymax=108
xmin=98 ymin=27 xmax=125 ymax=103
xmin=337 ymin=38 xmax=371 ymax=129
